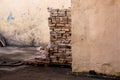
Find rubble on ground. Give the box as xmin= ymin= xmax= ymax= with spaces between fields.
xmin=25 ymin=46 xmax=50 ymax=65
xmin=35 ymin=46 xmax=49 ymax=60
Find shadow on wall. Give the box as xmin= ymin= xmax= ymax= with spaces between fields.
xmin=0 ymin=10 xmax=49 ymax=47
xmin=0 ymin=32 xmax=48 ymax=47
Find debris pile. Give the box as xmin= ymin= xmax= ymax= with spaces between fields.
xmin=0 ymin=34 xmax=7 ymax=47
xmin=35 ymin=46 xmax=50 ymax=63
xmin=48 ymin=8 xmax=72 ymax=64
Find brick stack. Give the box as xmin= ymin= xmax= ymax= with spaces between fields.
xmin=48 ymin=8 xmax=72 ymax=64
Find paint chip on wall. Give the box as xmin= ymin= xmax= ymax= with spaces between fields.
xmin=7 ymin=12 xmax=14 ymax=21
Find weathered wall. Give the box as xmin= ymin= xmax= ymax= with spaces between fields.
xmin=0 ymin=0 xmax=71 ymax=46
xmin=49 ymin=9 xmax=72 ymax=64
xmin=72 ymin=0 xmax=120 ymax=75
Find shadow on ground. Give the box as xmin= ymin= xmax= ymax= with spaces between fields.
xmin=0 ymin=47 xmax=115 ymax=80
xmin=0 ymin=66 xmax=108 ymax=80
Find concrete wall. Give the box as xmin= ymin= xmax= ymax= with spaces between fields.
xmin=0 ymin=0 xmax=71 ymax=46
xmin=72 ymin=0 xmax=120 ymax=75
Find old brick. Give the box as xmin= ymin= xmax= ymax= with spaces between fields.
xmin=65 ymin=57 xmax=72 ymax=63
xmin=56 ymin=17 xmax=60 ymax=24
xmin=68 ymin=17 xmax=71 ymax=24
xmin=51 ymin=17 xmax=56 ymax=24
xmin=48 ymin=18 xmax=52 ymax=24
xmin=49 ymin=8 xmax=71 ymax=64
xmin=51 ymin=9 xmax=59 ymax=13
xmin=66 ymin=11 xmax=71 ymax=17
xmin=64 ymin=27 xmax=71 ymax=30
xmin=60 ymin=17 xmax=68 ymax=24
xmin=49 ymin=24 xmax=56 ymax=27
xmin=58 ymin=11 xmax=66 ymax=17
xmin=56 ymin=24 xmax=65 ymax=26
xmin=50 ymin=9 xmax=58 ymax=17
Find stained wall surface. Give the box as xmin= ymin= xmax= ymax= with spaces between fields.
xmin=72 ymin=0 xmax=120 ymax=75
xmin=0 ymin=0 xmax=71 ymax=46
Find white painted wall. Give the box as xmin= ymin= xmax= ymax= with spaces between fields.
xmin=0 ymin=0 xmax=71 ymax=46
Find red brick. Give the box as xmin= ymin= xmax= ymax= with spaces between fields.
xmin=56 ymin=17 xmax=60 ymax=24
xmin=60 ymin=17 xmax=68 ymax=24
xmin=56 ymin=24 xmax=65 ymax=26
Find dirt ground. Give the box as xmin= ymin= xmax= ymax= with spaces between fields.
xmin=0 ymin=47 xmax=110 ymax=80
xmin=0 ymin=66 xmax=107 ymax=80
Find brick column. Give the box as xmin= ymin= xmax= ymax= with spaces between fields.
xmin=48 ymin=8 xmax=72 ymax=64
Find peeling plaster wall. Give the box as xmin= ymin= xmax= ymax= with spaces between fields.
xmin=0 ymin=0 xmax=71 ymax=46
xmin=72 ymin=0 xmax=120 ymax=75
